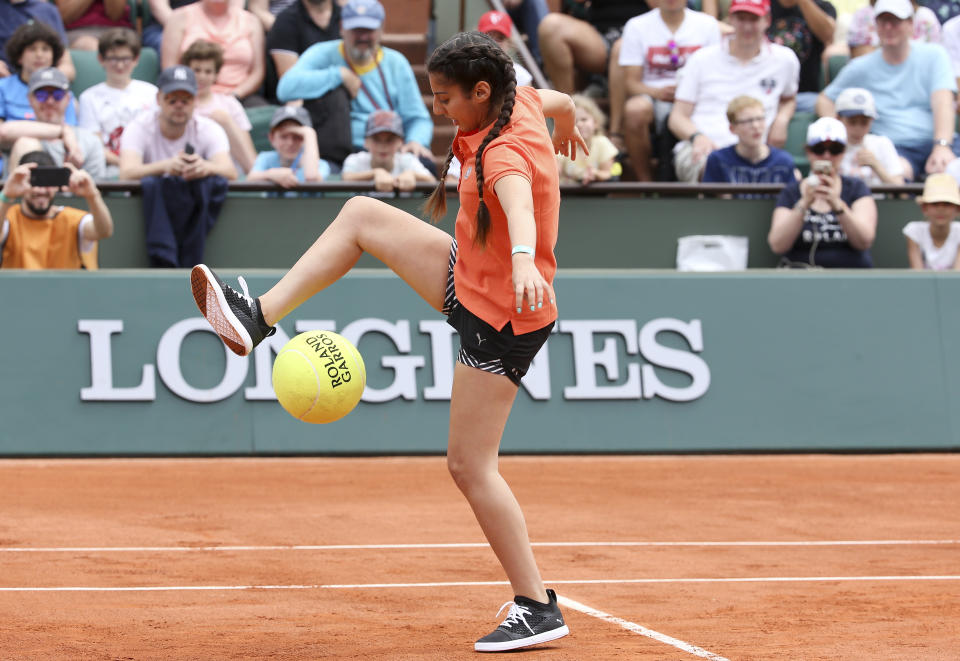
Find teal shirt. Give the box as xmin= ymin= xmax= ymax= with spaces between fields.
xmin=276 ymin=41 xmax=433 ymax=150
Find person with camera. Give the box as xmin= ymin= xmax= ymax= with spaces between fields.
xmin=768 ymin=117 xmax=878 ymax=267
xmin=119 ymin=64 xmax=236 ymax=268
xmin=0 ymin=150 xmax=113 ymax=269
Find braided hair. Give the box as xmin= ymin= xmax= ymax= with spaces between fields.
xmin=424 ymin=32 xmax=517 ymax=248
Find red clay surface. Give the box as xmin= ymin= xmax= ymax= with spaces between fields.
xmin=1 ymin=454 xmax=958 ymax=660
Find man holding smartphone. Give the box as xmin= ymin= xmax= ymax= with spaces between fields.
xmin=0 ymin=151 xmax=113 ymax=269
xmin=119 ymin=65 xmax=236 ymax=268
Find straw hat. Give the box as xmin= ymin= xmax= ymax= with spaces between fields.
xmin=917 ymin=173 xmax=960 ymax=206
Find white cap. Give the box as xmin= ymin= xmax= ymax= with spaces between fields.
xmin=806 ymin=117 xmax=847 ymax=146
xmin=873 ymin=0 xmax=914 ymax=20
xmin=835 ymin=87 xmax=878 ymax=119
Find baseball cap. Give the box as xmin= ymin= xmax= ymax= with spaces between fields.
xmin=917 ymin=173 xmax=960 ymax=206
xmin=342 ymin=0 xmax=384 ymax=31
xmin=156 ymin=65 xmax=197 ymax=96
xmin=269 ymin=105 xmax=312 ymax=130
xmin=806 ymin=117 xmax=847 ymax=146
xmin=28 ymin=67 xmax=69 ymax=94
xmin=873 ymin=0 xmax=914 ymax=19
xmin=365 ymin=109 xmax=404 ymax=138
xmin=478 ymin=10 xmax=513 ymax=37
xmin=835 ymin=87 xmax=878 ymax=119
xmin=728 ymin=0 xmax=770 ymax=16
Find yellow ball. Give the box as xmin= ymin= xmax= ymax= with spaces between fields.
xmin=272 ymin=330 xmax=366 ymax=424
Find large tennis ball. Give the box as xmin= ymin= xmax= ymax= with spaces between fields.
xmin=272 ymin=330 xmax=366 ymax=424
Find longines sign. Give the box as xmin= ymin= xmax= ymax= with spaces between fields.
xmin=79 ymin=317 xmax=710 ymax=404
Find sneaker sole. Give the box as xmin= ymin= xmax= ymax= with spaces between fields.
xmin=474 ymin=625 xmax=569 ymax=652
xmin=190 ymin=264 xmax=253 ymax=357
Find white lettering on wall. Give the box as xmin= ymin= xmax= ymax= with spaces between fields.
xmin=78 ymin=316 xmax=710 ymax=404
xmin=79 ymin=319 xmax=156 ymax=401
xmin=639 ymin=318 xmax=710 ymax=402
xmin=157 ymin=319 xmax=248 ymax=402
xmin=561 ymin=320 xmax=641 ymax=399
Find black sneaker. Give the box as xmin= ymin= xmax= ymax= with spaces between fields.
xmin=474 ymin=588 xmax=569 ymax=652
xmin=190 ymin=264 xmax=275 ymax=356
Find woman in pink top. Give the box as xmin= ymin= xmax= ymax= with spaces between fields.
xmin=161 ymin=0 xmax=266 ymax=104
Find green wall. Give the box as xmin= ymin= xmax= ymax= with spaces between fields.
xmin=78 ymin=192 xmax=919 ymax=270
xmin=1 ymin=270 xmax=957 ymax=455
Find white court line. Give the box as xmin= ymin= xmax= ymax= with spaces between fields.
xmin=2 ymin=575 xmax=960 ymax=591
xmin=1 ymin=539 xmax=958 ymax=553
xmin=558 ymin=595 xmax=730 ymax=661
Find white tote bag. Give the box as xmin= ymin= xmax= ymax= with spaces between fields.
xmin=676 ymin=235 xmax=749 ymax=271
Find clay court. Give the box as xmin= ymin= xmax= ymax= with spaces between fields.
xmin=2 ymin=454 xmax=958 ymax=660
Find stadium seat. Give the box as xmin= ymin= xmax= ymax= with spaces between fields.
xmin=827 ymin=54 xmax=849 ymax=86
xmin=69 ymin=47 xmax=160 ymax=97
xmin=785 ymin=111 xmax=816 ymax=176
xmin=246 ymin=104 xmax=281 ymax=153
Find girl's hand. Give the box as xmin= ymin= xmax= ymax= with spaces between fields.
xmin=553 ymin=123 xmax=589 ymax=161
xmin=512 ymin=253 xmax=556 ymax=314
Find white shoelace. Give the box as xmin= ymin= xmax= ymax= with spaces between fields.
xmin=494 ymin=601 xmax=535 ymax=635
xmin=234 ymin=276 xmax=255 ymax=313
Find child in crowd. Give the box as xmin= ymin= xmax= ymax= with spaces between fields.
xmin=0 ymin=21 xmax=79 ymax=125
xmin=702 ymin=95 xmax=796 ymax=185
xmin=557 ymin=94 xmax=618 ymax=185
xmin=180 ymin=40 xmax=257 ymax=175
xmin=77 ymin=28 xmax=157 ymax=179
xmin=903 ymin=173 xmax=960 ymax=270
xmin=341 ymin=109 xmax=435 ymax=193
xmin=834 ymin=87 xmax=905 ymax=185
xmin=247 ymin=105 xmax=328 ymax=187
xmin=477 ymin=10 xmax=534 ymax=87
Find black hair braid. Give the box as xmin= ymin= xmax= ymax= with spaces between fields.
xmin=423 ymin=32 xmax=518 ymax=245
xmin=473 ymin=61 xmax=516 ymax=247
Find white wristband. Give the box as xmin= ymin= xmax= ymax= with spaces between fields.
xmin=511 ymin=244 xmax=535 ymax=257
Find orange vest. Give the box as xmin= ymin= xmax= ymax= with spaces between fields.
xmin=451 ymin=86 xmax=560 ymax=334
xmin=1 ymin=205 xmax=95 ymax=270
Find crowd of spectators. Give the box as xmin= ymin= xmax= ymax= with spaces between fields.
xmin=2 ymin=0 xmax=960 ymax=272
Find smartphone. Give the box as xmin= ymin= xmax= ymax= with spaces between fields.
xmin=812 ymin=160 xmax=832 ymax=175
xmin=184 ymin=142 xmax=195 ymax=155
xmin=30 ymin=166 xmax=71 ymax=187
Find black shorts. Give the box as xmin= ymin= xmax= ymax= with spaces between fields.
xmin=442 ymin=240 xmax=554 ymax=386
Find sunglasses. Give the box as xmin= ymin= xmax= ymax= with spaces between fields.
xmin=809 ymin=142 xmax=844 ymax=155
xmin=33 ymin=88 xmax=67 ymax=103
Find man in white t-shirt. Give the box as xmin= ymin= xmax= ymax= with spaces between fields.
xmin=834 ymin=87 xmax=905 ymax=186
xmin=619 ymin=0 xmax=721 ymax=181
xmin=77 ymin=28 xmax=158 ymax=179
xmin=668 ymin=0 xmax=800 ymax=182
xmin=119 ymin=66 xmax=236 ymax=267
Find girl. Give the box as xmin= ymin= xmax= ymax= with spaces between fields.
xmin=903 ymin=173 xmax=960 ymax=270
xmin=557 ymin=94 xmax=619 ymax=185
xmin=190 ymin=31 xmax=586 ymax=652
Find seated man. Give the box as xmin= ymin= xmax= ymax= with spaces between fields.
xmin=0 ymin=152 xmax=113 ymax=269
xmin=817 ymin=0 xmax=958 ymax=180
xmin=276 ymin=0 xmax=433 ymax=167
xmin=1 ymin=67 xmax=106 ymax=180
xmin=119 ymin=65 xmax=237 ymax=268
xmin=668 ymin=0 xmax=800 ymax=183
xmin=618 ymin=0 xmax=722 ymax=180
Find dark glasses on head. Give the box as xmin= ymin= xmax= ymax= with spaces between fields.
xmin=33 ymin=88 xmax=67 ymax=103
xmin=809 ymin=142 xmax=844 ymax=155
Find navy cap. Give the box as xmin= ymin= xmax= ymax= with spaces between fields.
xmin=157 ymin=65 xmax=197 ymax=96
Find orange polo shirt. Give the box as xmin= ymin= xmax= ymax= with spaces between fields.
xmin=1 ymin=205 xmax=91 ymax=269
xmin=451 ymin=86 xmax=560 ymax=334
